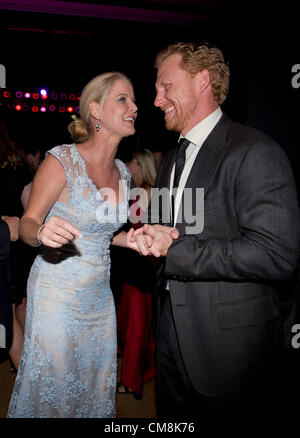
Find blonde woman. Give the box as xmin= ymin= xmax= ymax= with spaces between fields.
xmin=7 ymin=72 xmax=141 ymax=418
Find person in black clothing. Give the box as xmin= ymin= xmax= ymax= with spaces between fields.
xmin=0 ymin=216 xmax=19 ymax=356
xmin=0 ymin=120 xmax=33 ymax=370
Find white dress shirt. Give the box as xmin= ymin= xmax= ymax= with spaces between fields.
xmin=170 ymin=107 xmax=223 ymax=226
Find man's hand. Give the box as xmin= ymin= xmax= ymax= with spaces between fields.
xmin=2 ymin=216 xmax=20 ymax=241
xmin=131 ymin=224 xmax=179 ymax=257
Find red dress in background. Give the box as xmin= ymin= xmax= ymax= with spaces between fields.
xmin=116 ymin=200 xmax=156 ymax=394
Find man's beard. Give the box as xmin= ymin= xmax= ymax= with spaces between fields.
xmin=165 ymin=117 xmax=183 ymax=132
xmin=165 ymin=99 xmax=197 ymax=133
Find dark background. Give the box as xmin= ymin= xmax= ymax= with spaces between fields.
xmin=1 ymin=1 xmax=299 ymax=186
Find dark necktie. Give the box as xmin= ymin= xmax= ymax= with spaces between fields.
xmin=172 ymin=137 xmax=190 ymax=223
xmin=173 ymin=137 xmax=190 ymax=188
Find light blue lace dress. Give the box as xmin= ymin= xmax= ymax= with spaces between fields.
xmin=7 ymin=143 xmax=130 ymax=418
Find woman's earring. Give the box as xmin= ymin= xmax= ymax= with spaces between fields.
xmin=95 ymin=120 xmax=101 ymax=131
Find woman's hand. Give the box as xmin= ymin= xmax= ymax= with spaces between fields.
xmin=126 ymin=228 xmax=143 ymax=253
xmin=38 ymin=216 xmax=81 ymax=248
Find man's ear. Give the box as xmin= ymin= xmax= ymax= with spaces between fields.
xmin=195 ymin=69 xmax=210 ymax=93
xmin=89 ymin=101 xmax=100 ymax=119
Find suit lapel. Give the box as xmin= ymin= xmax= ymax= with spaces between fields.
xmin=186 ymin=114 xmax=231 ymax=192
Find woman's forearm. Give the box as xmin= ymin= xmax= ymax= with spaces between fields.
xmin=20 ymin=217 xmax=43 ymax=247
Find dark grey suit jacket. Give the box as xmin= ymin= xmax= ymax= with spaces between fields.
xmin=151 ymin=113 xmax=300 ymax=397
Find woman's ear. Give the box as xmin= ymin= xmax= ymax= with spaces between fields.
xmin=89 ymin=101 xmax=100 ymax=119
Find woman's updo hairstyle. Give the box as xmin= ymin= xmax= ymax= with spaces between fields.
xmin=68 ymin=71 xmax=131 ymax=143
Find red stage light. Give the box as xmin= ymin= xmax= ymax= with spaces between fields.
xmin=49 ymin=104 xmax=56 ymax=112
xmin=32 ymin=106 xmax=39 ymax=112
xmin=50 ymin=92 xmax=58 ymax=100
xmin=3 ymin=91 xmax=10 ymax=98
xmin=41 ymin=94 xmax=48 ymax=100
xmin=59 ymin=106 xmax=65 ymax=113
xmin=67 ymin=106 xmax=74 ymax=113
xmin=32 ymin=93 xmax=39 ymax=99
xmin=15 ymin=104 xmax=22 ymax=111
xmin=69 ymin=94 xmax=75 ymax=100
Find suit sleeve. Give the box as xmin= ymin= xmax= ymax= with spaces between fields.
xmin=165 ymin=140 xmax=300 ymax=281
xmin=0 ymin=218 xmax=10 ymax=261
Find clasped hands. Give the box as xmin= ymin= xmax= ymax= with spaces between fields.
xmin=127 ymin=224 xmax=179 ymax=257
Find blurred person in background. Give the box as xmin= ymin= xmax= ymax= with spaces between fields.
xmin=0 ymin=120 xmax=32 ymax=371
xmin=116 ymin=148 xmax=157 ymax=399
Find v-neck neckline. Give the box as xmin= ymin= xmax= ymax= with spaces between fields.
xmin=73 ymin=143 xmax=126 ymax=208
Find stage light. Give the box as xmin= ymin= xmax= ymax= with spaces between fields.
xmin=24 ymin=92 xmax=31 ymax=98
xmin=32 ymin=93 xmax=39 ymax=99
xmin=50 ymin=92 xmax=58 ymax=100
xmin=67 ymin=106 xmax=74 ymax=113
xmin=59 ymin=106 xmax=65 ymax=112
xmin=15 ymin=104 xmax=22 ymax=111
xmin=40 ymin=89 xmax=48 ymax=100
xmin=22 ymin=103 xmax=30 ymax=112
xmin=15 ymin=91 xmax=22 ymax=98
xmin=32 ymin=105 xmax=39 ymax=112
xmin=69 ymin=94 xmax=75 ymax=101
xmin=3 ymin=91 xmax=10 ymax=98
xmin=60 ymin=93 xmax=67 ymax=100
xmin=40 ymin=106 xmax=47 ymax=112
xmin=49 ymin=104 xmax=56 ymax=112
xmin=75 ymin=106 xmax=80 ymax=113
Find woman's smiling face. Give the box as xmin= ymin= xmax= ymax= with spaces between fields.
xmin=100 ymin=79 xmax=138 ymax=139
